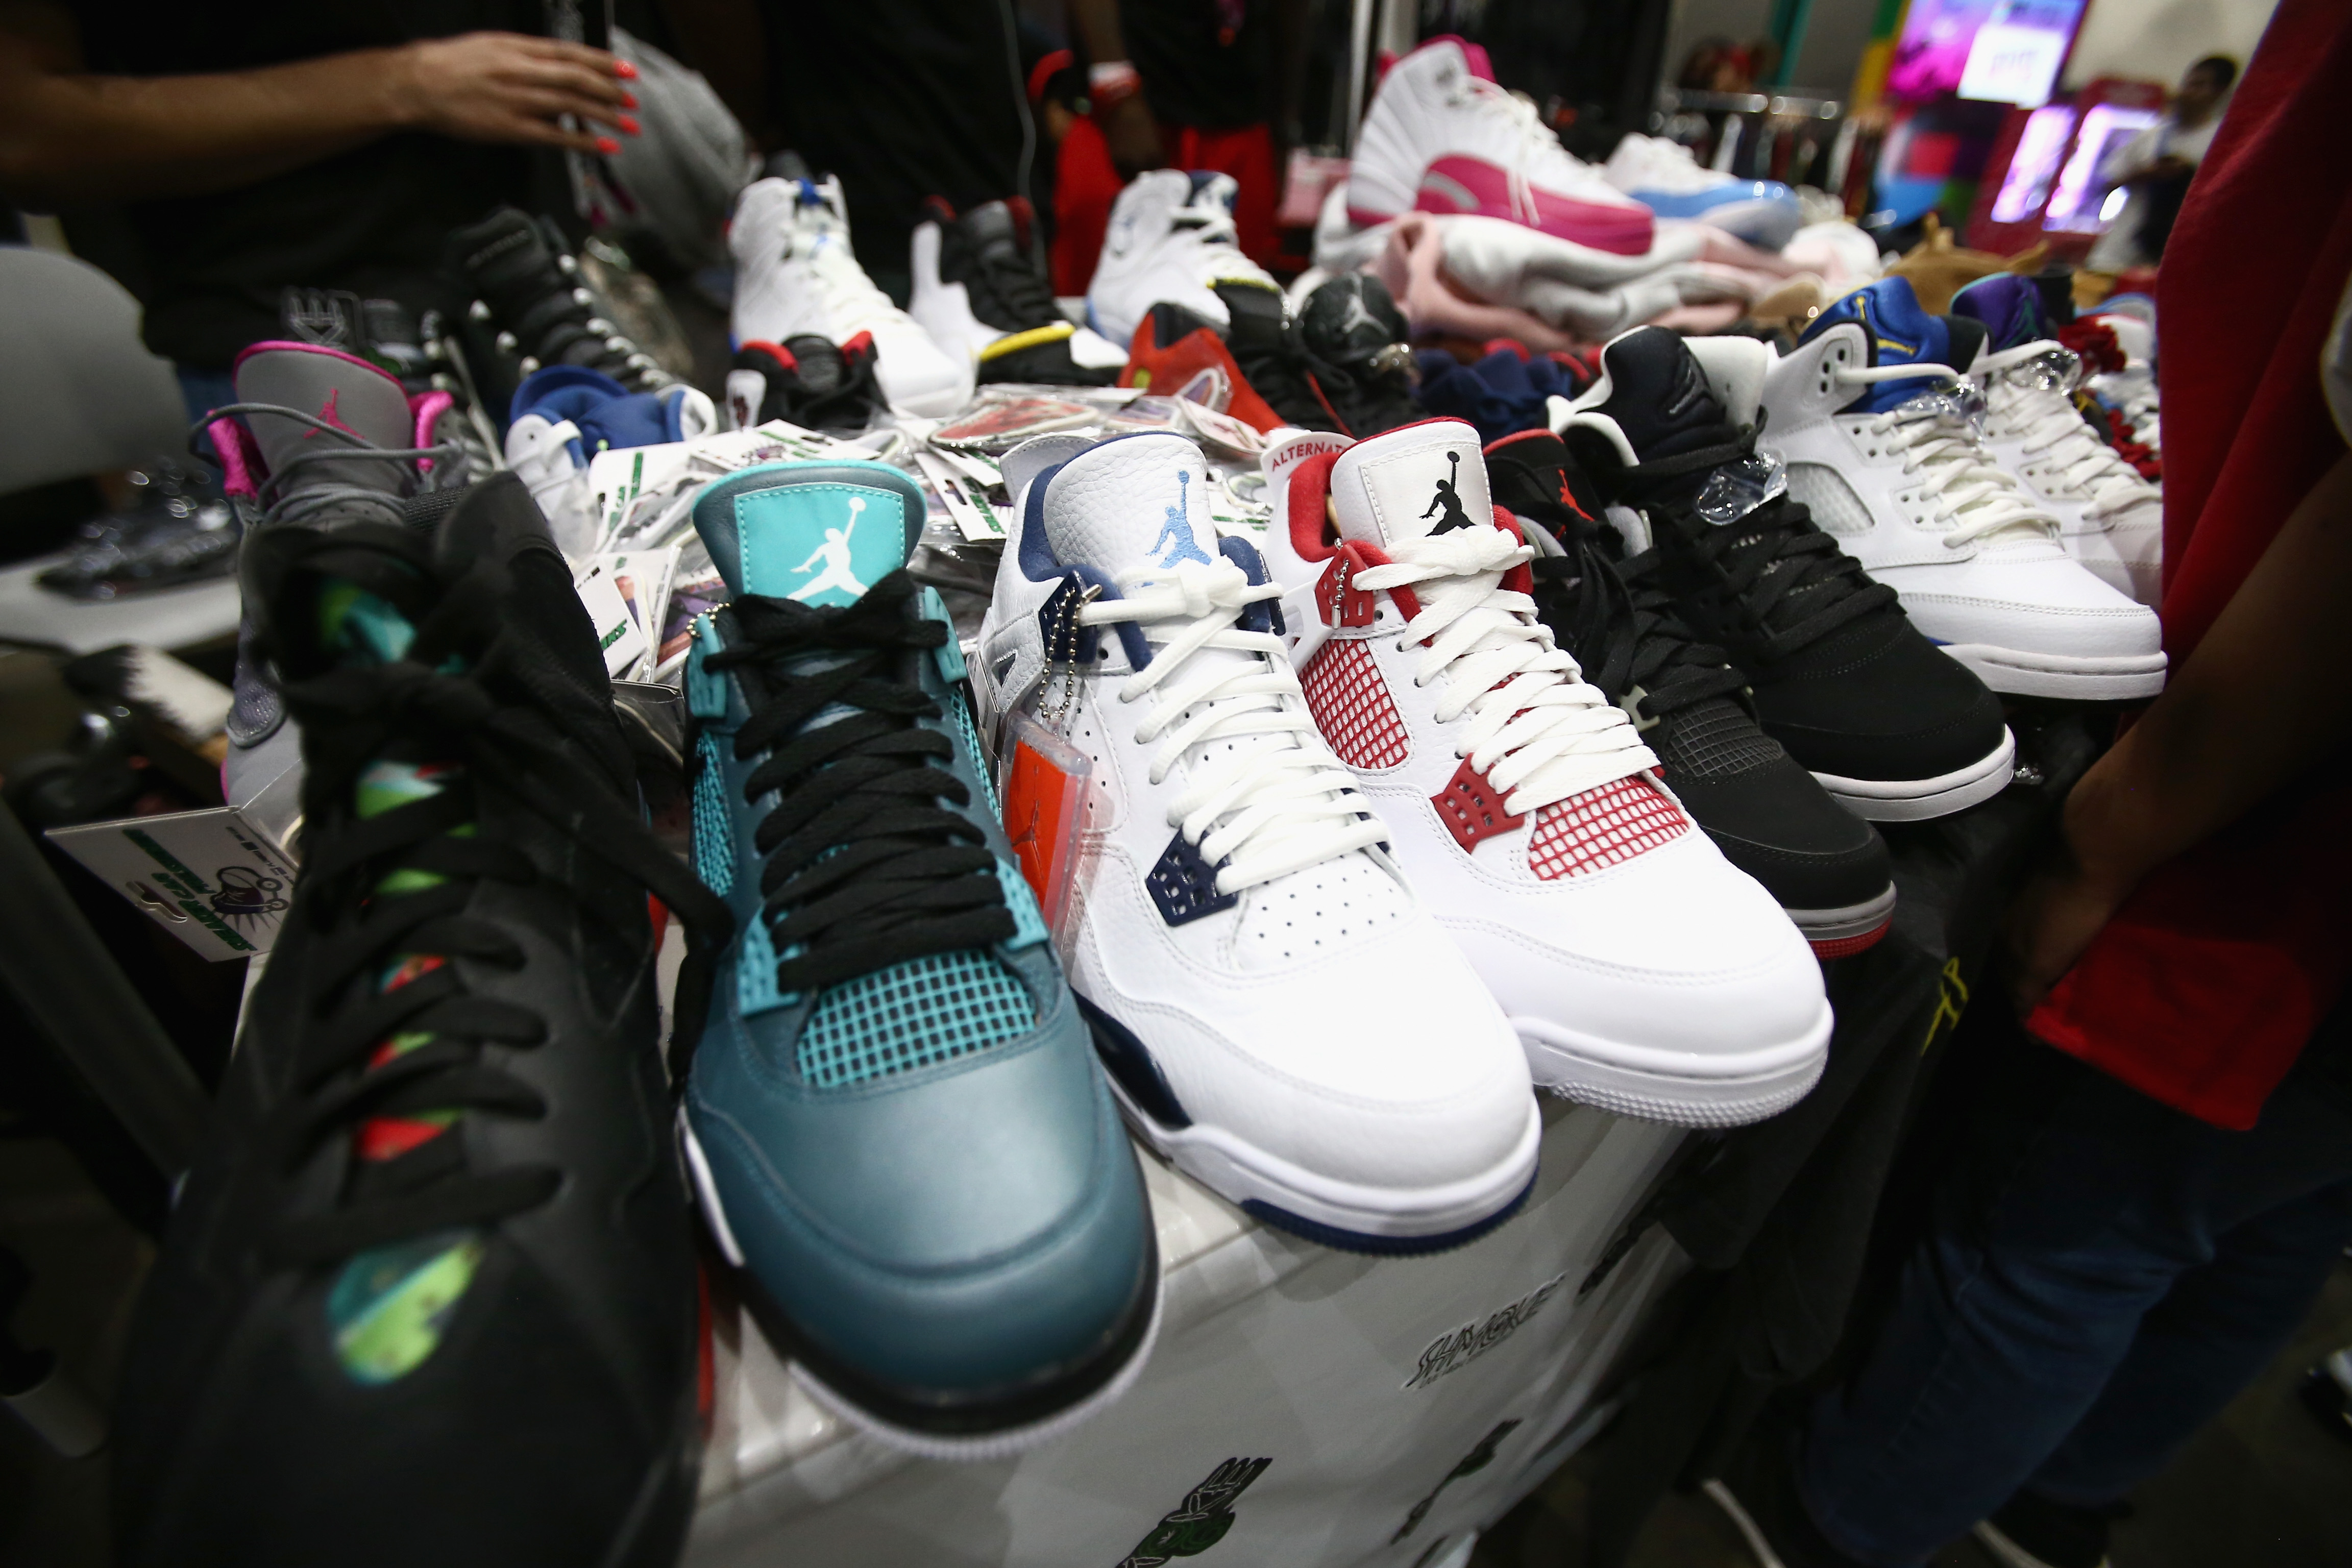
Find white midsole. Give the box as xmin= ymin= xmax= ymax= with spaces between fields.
xmin=1512 ymin=1002 xmax=1832 ymax=1129
xmin=1104 ymin=1072 xmax=1544 ymax=1239
xmin=1812 ymin=726 xmax=2015 ymax=822
xmin=1785 ymin=883 xmax=1898 ymax=941
xmin=1940 ymin=643 xmax=2167 ymax=700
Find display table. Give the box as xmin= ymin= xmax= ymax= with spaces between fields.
xmin=688 ymin=1100 xmax=1687 ymax=1568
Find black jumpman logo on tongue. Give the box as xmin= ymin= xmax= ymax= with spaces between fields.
xmin=1421 ymin=451 xmax=1477 ymax=533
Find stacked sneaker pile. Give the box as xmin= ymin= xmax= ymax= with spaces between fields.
xmin=911 ymin=197 xmax=1129 ymax=387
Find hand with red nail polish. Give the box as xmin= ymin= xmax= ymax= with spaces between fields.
xmin=391 ymin=32 xmax=638 ymax=155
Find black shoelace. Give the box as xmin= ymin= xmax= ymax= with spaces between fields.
xmin=1520 ymin=513 xmax=1747 ymax=723
xmin=1620 ymin=428 xmax=1897 ymax=664
xmin=694 ymin=573 xmax=1014 ymax=1048
xmin=259 ymin=526 xmax=731 ymax=1266
xmin=782 ymin=338 xmax=887 ymax=434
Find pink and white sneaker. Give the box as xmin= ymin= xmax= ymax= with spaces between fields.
xmin=1348 ymin=37 xmax=1655 ymax=256
xmin=1258 ymin=421 xmax=1830 ymax=1127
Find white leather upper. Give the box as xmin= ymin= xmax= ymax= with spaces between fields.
xmin=1086 ymin=171 xmax=1276 ymax=350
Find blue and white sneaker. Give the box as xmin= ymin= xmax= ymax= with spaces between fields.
xmin=971 ymin=431 xmax=1540 ymax=1253
xmin=675 ymin=459 xmax=1158 ymax=1458
xmin=502 ymin=364 xmax=716 ymax=557
xmin=1602 ymin=134 xmax=1803 ymax=252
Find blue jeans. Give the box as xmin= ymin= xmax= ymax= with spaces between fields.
xmin=1799 ymin=1013 xmax=2352 ymax=1566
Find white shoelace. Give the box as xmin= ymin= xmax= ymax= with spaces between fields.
xmin=787 ymin=207 xmax=904 ymax=337
xmin=1168 ymin=195 xmax=1272 ymax=289
xmin=1350 ymin=525 xmax=1656 ymax=814
xmin=1835 ymin=364 xmax=2058 ymax=549
xmin=1077 ymin=558 xmax=1387 ymax=894
xmin=1975 ymin=344 xmax=2159 ymax=523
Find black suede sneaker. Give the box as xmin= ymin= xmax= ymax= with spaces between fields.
xmin=911 ymin=197 xmax=1126 ymax=386
xmin=1974 ymin=1492 xmax=2126 ymax=1568
xmin=1491 ymin=430 xmax=1896 ymax=957
xmin=1557 ymin=327 xmax=2014 ymax=821
xmin=728 ymin=333 xmax=888 ymax=434
xmin=1292 ymin=274 xmax=1423 ymax=437
xmin=445 ymin=207 xmax=671 ymax=420
xmin=111 ymin=474 xmax=730 ymax=1568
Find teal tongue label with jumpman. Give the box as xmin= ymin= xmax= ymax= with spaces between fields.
xmin=688 ymin=461 xmax=924 ymax=604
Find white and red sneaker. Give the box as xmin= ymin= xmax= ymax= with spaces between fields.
xmin=1259 ymin=421 xmax=1830 ymax=1127
xmin=1347 ymin=36 xmax=1654 ymax=256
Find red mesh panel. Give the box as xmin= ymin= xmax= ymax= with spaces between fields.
xmin=1526 ymin=775 xmax=1690 ymax=880
xmin=1301 ymin=639 xmax=1411 ymax=769
xmin=1434 ymin=757 xmax=1525 ymax=852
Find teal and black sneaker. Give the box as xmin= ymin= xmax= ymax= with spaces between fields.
xmin=674 ymin=460 xmax=1159 ymax=1457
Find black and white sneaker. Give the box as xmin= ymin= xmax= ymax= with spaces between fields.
xmin=112 ymin=474 xmax=730 ymax=1567
xmin=1290 ymin=273 xmax=1423 ymax=437
xmin=727 ymin=334 xmax=888 ymax=434
xmin=909 ymin=197 xmax=1128 ymax=386
xmin=1491 ymin=431 xmax=1896 ymax=957
xmin=1556 ymin=327 xmax=2013 ymax=822
xmin=444 ymin=206 xmax=671 ymax=421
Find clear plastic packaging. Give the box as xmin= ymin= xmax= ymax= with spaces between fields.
xmin=998 ymin=710 xmax=1093 ymax=942
xmin=1695 ymin=448 xmax=1789 ymax=527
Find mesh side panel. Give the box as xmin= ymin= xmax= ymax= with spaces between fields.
xmin=1649 ymin=698 xmax=1782 ymax=782
xmin=692 ymin=733 xmax=736 ymax=895
xmin=1301 ymin=639 xmax=1410 ymax=769
xmin=1528 ymin=775 xmax=1691 ymax=880
xmin=1786 ymin=462 xmax=1875 ymax=536
xmin=796 ymin=949 xmax=1036 ymax=1089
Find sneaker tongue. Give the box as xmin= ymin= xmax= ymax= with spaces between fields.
xmin=1589 ymin=328 xmax=1733 ymax=463
xmin=1801 ymin=277 xmax=1976 ymax=415
xmin=1212 ymin=280 xmax=1286 ymax=350
xmin=962 ymin=199 xmax=1020 ymax=255
xmin=1327 ymin=419 xmax=1496 ymax=549
xmin=689 ymin=460 xmax=923 ymax=603
xmin=232 ymin=342 xmax=415 ymax=498
xmin=1041 ymin=433 xmax=1221 ymax=579
xmin=1950 ymin=273 xmax=2049 ymax=353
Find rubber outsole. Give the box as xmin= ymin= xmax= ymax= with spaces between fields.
xmin=678 ymin=1112 xmax=1161 ymax=1460
xmin=1812 ymin=727 xmax=2016 ymax=822
xmin=1083 ymin=1012 xmax=1545 ymax=1255
xmin=1512 ymin=1004 xmax=1833 ymax=1129
xmin=1941 ymin=642 xmax=2167 ymax=701
xmin=1786 ymin=882 xmax=1897 ymax=957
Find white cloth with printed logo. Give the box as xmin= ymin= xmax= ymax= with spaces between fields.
xmin=685 ymin=1100 xmax=1685 ymax=1567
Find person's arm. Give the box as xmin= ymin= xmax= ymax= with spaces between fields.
xmin=1068 ymin=0 xmax=1163 ymax=179
xmin=2005 ymin=448 xmax=2352 ymax=1012
xmin=0 ymin=5 xmax=635 ymax=208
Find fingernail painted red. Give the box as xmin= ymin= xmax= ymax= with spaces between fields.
xmin=597 ymin=137 xmax=621 ymax=155
xmin=621 ymin=91 xmax=638 ymax=108
xmin=619 ymin=116 xmax=641 ymax=135
xmin=615 ymin=60 xmax=639 ymax=78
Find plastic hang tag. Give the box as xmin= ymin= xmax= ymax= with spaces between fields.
xmin=1997 ymin=345 xmax=2084 ymax=396
xmin=1896 ymin=380 xmax=1988 ymax=435
xmin=998 ymin=710 xmax=1093 ymax=942
xmin=1694 ymin=449 xmax=1788 ymax=527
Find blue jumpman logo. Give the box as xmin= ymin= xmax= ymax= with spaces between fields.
xmin=1152 ymin=471 xmax=1212 ymax=568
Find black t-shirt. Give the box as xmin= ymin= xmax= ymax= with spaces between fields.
xmin=69 ymin=2 xmax=582 ymax=369
xmin=1119 ymin=0 xmax=1272 ymax=131
xmin=760 ymin=0 xmax=1027 ymax=300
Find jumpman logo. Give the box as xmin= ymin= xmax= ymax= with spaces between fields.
xmin=788 ymin=497 xmax=870 ymax=602
xmin=305 ymin=388 xmax=360 ymax=440
xmin=1010 ymin=801 xmax=1042 ymax=860
xmin=1151 ymin=471 xmax=1213 ymax=568
xmin=1335 ymin=280 xmax=1383 ymax=339
xmin=1421 ymin=451 xmax=1477 ymax=532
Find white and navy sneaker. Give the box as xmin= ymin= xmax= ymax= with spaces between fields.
xmin=972 ymin=430 xmax=1540 ymax=1252
xmin=1951 ymin=274 xmax=2163 ymax=606
xmin=1260 ymin=420 xmax=1830 ymax=1126
xmin=1763 ymin=278 xmax=2165 ymax=700
xmin=1086 ymin=170 xmax=1280 ymax=355
xmin=730 ymin=175 xmax=973 ymax=418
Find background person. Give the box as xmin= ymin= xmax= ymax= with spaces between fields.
xmin=2087 ymin=53 xmax=2237 ymax=273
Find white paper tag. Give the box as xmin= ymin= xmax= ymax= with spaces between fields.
xmin=585 ymin=547 xmax=680 ymax=680
xmin=914 ymin=452 xmax=1007 ymax=542
xmin=573 ymin=560 xmax=650 ymax=677
xmin=47 ymin=807 xmax=300 ymax=960
xmin=587 ymin=440 xmax=695 ymax=550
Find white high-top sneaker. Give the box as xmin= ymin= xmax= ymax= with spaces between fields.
xmin=729 ymin=175 xmax=973 ymax=418
xmin=1600 ymin=133 xmax=1802 ymax=251
xmin=1348 ymin=36 xmax=1654 ymax=255
xmin=971 ymin=430 xmax=1540 ymax=1251
xmin=1257 ymin=421 xmax=1830 ymax=1127
xmin=1970 ymin=341 xmax=2164 ymax=606
xmin=1763 ymin=279 xmax=2166 ymax=699
xmin=1086 ymin=170 xmax=1279 ymax=352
